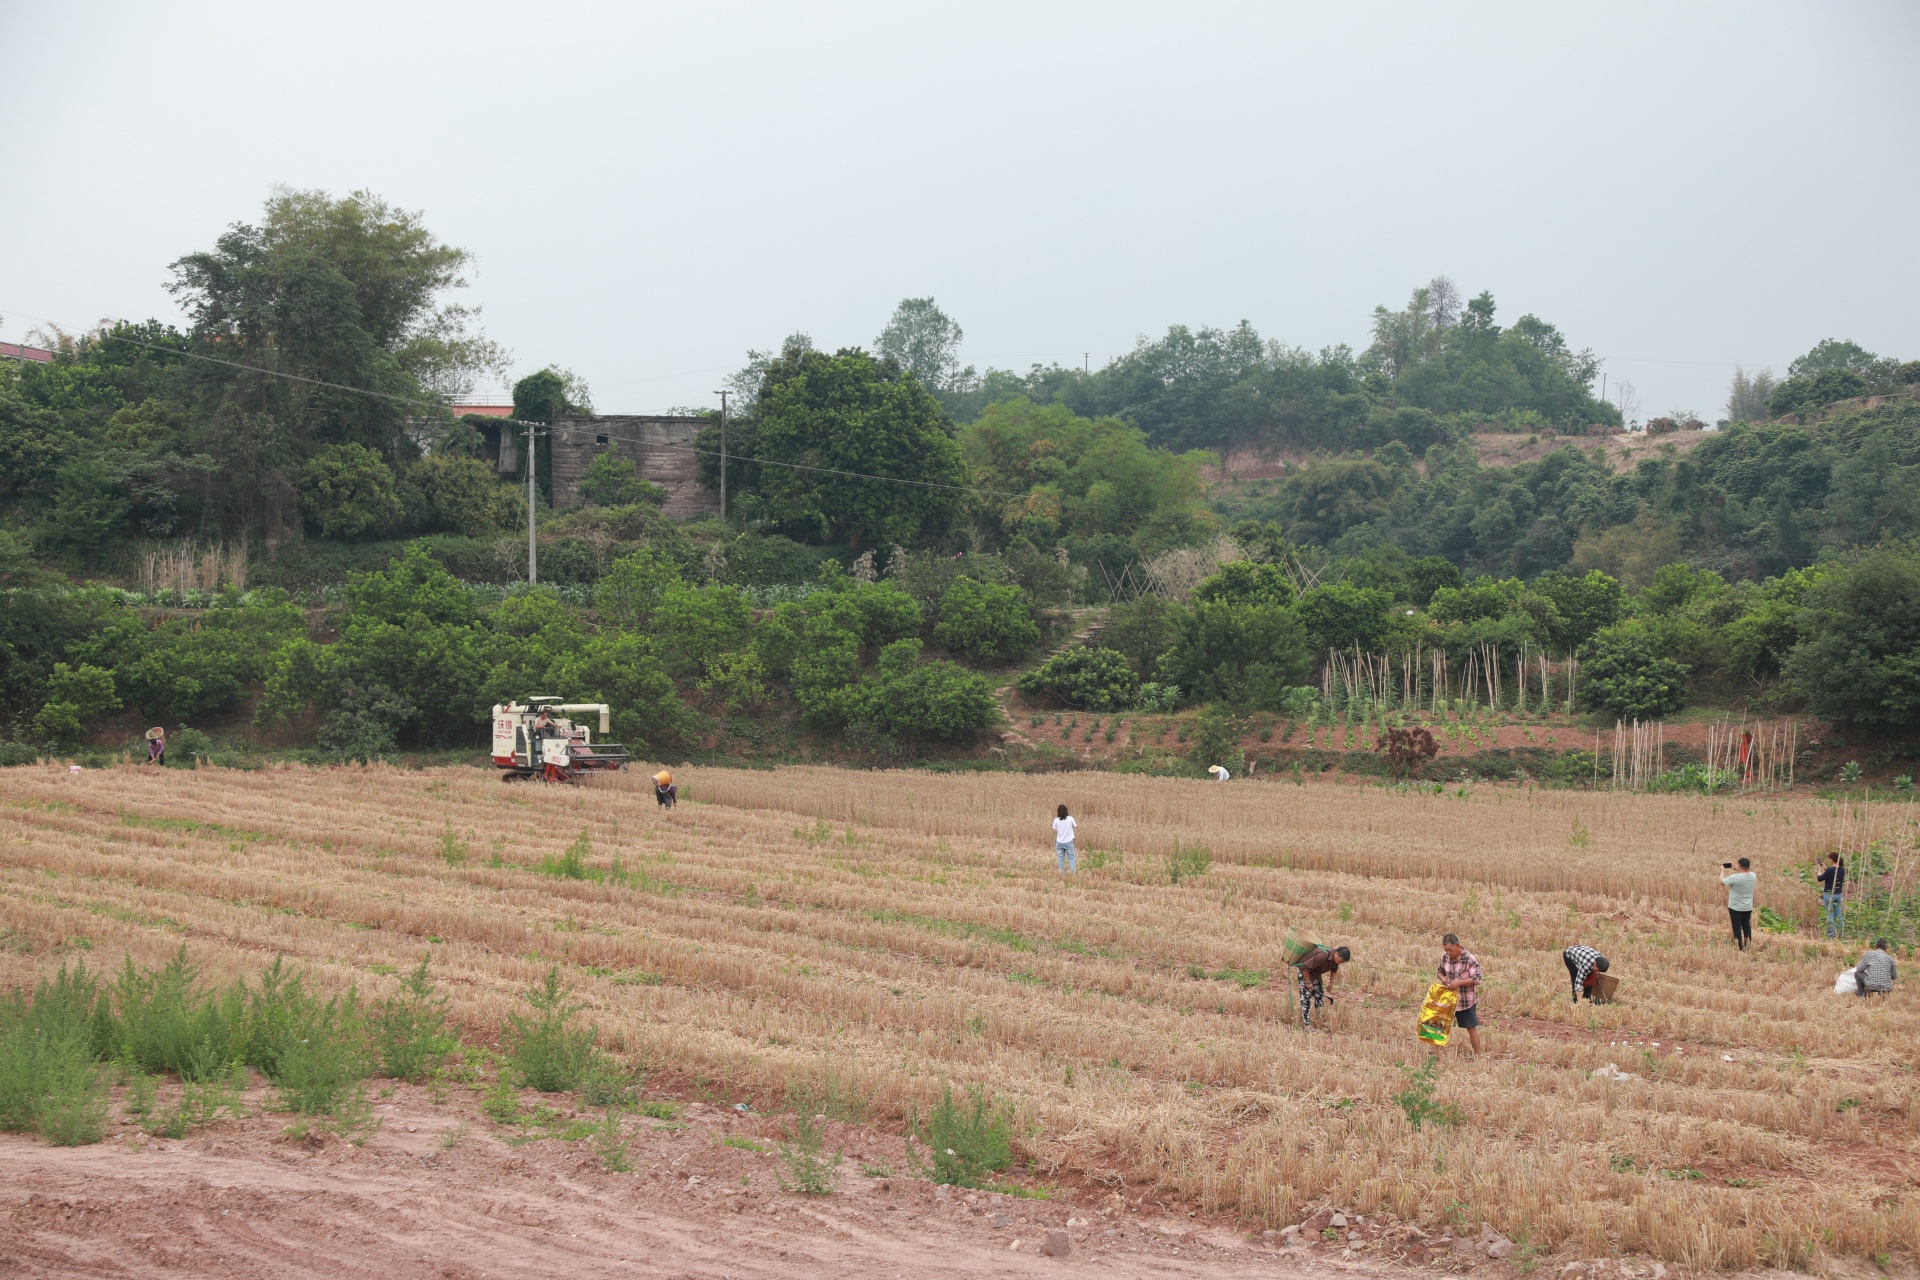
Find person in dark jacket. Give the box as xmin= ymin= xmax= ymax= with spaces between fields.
xmin=1816 ymin=852 xmax=1846 ymax=939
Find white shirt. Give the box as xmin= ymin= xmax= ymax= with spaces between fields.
xmin=1052 ymin=816 xmax=1076 ymax=844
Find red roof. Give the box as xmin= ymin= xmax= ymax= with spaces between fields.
xmin=454 ymin=403 xmax=514 ymax=417
xmin=1 ymin=342 xmax=53 ymax=363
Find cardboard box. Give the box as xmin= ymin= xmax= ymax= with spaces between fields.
xmin=1591 ymin=972 xmax=1620 ymax=1004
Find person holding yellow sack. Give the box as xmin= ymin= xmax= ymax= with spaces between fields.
xmin=653 ymin=769 xmax=678 ymax=809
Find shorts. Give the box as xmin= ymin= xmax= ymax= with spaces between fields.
xmin=1453 ymin=1004 xmax=1479 ymax=1030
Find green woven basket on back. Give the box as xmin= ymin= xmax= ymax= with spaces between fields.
xmin=1281 ymin=928 xmax=1319 ymax=966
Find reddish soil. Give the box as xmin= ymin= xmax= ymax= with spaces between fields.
xmin=0 ymin=1076 xmax=1454 ymax=1280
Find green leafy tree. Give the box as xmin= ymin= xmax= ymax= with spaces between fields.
xmin=510 ymin=366 xmax=592 ymax=423
xmin=873 ymin=297 xmax=973 ymax=397
xmin=166 ymin=189 xmax=505 ymax=537
xmin=299 ymin=443 xmax=403 ymax=539
xmin=574 ymin=452 xmax=665 ymax=508
xmin=1160 ymin=603 xmax=1311 ymax=709
xmin=1016 ymin=646 xmax=1139 ymax=711
xmin=406 ymin=455 xmax=523 ymax=534
xmin=33 ymin=663 xmax=120 ymax=749
xmin=752 ymin=348 xmax=969 ymax=548
xmin=931 ymin=576 xmax=1038 ymax=661
xmin=1530 ymin=569 xmax=1623 ymax=650
xmin=1785 ymin=546 xmax=1920 ymax=731
xmin=1295 ymin=582 xmax=1394 ymax=653
xmin=1192 ymin=560 xmax=1294 ymax=608
xmin=593 ymin=547 xmax=682 ymax=630
xmin=1101 ymin=594 xmax=1180 ymax=680
xmin=1579 ymin=627 xmax=1691 ymax=719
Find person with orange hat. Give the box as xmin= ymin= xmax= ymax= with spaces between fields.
xmin=653 ymin=769 xmax=678 ymax=809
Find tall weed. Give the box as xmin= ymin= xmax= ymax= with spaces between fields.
xmin=909 ymin=1083 xmax=1013 ymax=1187
xmin=370 ymin=959 xmax=457 ymax=1081
xmin=504 ymin=967 xmax=601 ymax=1092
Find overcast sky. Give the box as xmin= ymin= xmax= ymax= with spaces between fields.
xmin=3 ymin=2 xmax=1916 ymax=425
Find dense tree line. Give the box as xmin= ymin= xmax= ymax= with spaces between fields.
xmin=5 ymin=190 xmax=1919 ymax=759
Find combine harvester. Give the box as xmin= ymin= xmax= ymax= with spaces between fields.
xmin=491 ymin=697 xmax=631 ymax=782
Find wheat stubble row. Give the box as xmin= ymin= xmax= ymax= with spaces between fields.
xmin=0 ymin=762 xmax=1915 ymax=1269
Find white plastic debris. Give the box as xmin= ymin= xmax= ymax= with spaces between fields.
xmin=1589 ymin=1063 xmax=1636 ymax=1083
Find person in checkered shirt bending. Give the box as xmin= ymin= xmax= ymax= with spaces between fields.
xmin=1436 ymin=933 xmax=1482 ymax=1055
xmin=1563 ymin=944 xmax=1610 ymax=1002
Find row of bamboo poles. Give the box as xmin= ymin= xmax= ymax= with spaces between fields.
xmin=1605 ymin=717 xmax=1797 ymax=792
xmin=1319 ymin=640 xmax=1580 ymax=716
xmin=142 ymin=542 xmax=249 ymax=595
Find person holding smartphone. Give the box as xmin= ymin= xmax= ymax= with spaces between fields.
xmin=1721 ymin=857 xmax=1757 ymax=950
xmin=1816 ymin=852 xmax=1846 ymax=939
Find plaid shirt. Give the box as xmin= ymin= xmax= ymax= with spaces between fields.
xmin=1564 ymin=945 xmax=1603 ymax=994
xmin=1437 ymin=949 xmax=1481 ymax=1009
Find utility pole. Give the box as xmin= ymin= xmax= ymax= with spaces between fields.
xmin=712 ymin=389 xmax=730 ymax=519
xmin=525 ymin=419 xmax=538 ymax=585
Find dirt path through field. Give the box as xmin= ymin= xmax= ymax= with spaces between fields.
xmin=1 ymin=1080 xmax=1412 ymax=1280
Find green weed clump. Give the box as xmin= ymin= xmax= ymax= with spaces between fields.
xmin=370 ymin=959 xmax=457 ymax=1082
xmin=504 ymin=967 xmax=604 ymax=1092
xmin=0 ymin=964 xmax=110 ymax=1145
xmin=1164 ymin=843 xmax=1212 ymax=885
xmin=777 ymin=1111 xmax=842 ymax=1195
xmin=0 ymin=949 xmax=390 ymax=1146
xmin=1393 ymin=1058 xmax=1463 ymax=1131
xmin=909 ymin=1083 xmax=1014 ymax=1187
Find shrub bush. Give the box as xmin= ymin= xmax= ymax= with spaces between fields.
xmin=932 ymin=576 xmax=1039 ymax=662
xmin=574 ymin=452 xmax=667 ymax=509
xmin=1016 ymin=646 xmax=1138 ymax=711
xmin=910 ymin=1083 xmax=1013 ymax=1187
xmin=1579 ymin=628 xmax=1690 ymax=719
xmin=369 ymin=959 xmax=456 ymax=1082
xmin=504 ymin=968 xmax=602 ymax=1092
xmin=299 ymin=443 xmax=404 ymax=540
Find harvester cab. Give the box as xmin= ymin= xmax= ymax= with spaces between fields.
xmin=491 ymin=697 xmax=631 ymax=782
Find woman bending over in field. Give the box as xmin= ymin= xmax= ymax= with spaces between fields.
xmin=1052 ymin=804 xmax=1077 ymax=878
xmin=1294 ymin=943 xmax=1350 ymax=1031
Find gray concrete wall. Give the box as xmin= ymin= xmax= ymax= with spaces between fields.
xmin=549 ymin=415 xmax=719 ymax=520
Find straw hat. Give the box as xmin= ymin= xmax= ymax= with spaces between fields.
xmin=654 ymin=770 xmax=673 ymax=786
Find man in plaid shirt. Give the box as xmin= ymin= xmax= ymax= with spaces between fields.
xmin=1437 ymin=933 xmax=1482 ymax=1054
xmin=1563 ymin=944 xmax=1610 ymax=1001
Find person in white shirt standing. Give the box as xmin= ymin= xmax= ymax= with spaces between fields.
xmin=1720 ymin=857 xmax=1757 ymax=950
xmin=1052 ymin=804 xmax=1077 ymax=879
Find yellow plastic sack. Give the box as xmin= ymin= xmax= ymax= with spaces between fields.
xmin=1418 ymin=982 xmax=1458 ymax=1046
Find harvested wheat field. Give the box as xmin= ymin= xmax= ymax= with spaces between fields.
xmin=2 ymin=762 xmax=1918 ymax=1275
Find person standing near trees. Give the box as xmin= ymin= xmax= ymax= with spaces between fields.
xmin=1817 ymin=852 xmax=1846 ymax=939
xmin=1052 ymin=804 xmax=1077 ymax=879
xmin=1437 ymin=934 xmax=1482 ymax=1055
xmin=1721 ymin=857 xmax=1758 ymax=950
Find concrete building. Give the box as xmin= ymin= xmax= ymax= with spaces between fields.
xmin=548 ymin=415 xmax=719 ymax=520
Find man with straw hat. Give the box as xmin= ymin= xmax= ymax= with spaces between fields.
xmin=144 ymin=727 xmax=166 ymax=766
xmin=653 ymin=769 xmax=677 ymax=808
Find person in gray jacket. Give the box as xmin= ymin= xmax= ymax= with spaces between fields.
xmin=1856 ymin=940 xmax=1897 ymax=997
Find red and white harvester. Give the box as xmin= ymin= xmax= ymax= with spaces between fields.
xmin=491 ymin=697 xmax=631 ymax=782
